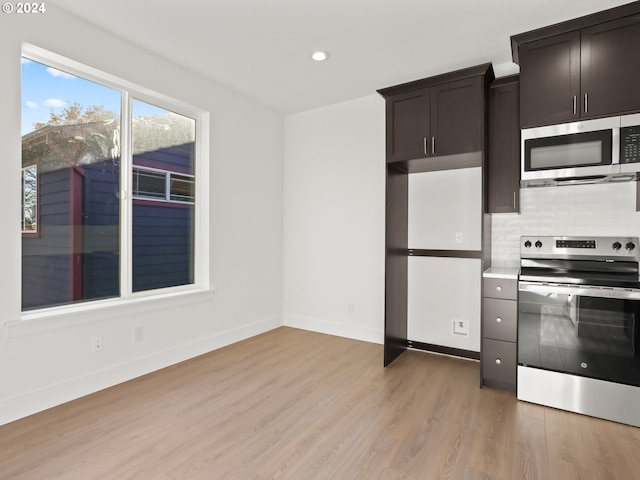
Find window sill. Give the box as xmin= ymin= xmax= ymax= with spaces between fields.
xmin=4 ymin=287 xmax=216 ymax=338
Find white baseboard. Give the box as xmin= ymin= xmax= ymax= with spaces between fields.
xmin=283 ymin=314 xmax=383 ymax=345
xmin=0 ymin=315 xmax=282 ymax=427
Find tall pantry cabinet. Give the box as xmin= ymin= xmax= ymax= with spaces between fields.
xmin=378 ymin=63 xmax=494 ymax=367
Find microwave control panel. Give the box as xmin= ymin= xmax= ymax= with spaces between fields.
xmin=621 ymin=125 xmax=640 ymax=164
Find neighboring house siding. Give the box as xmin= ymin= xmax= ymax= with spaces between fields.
xmin=82 ymin=160 xmax=120 ymax=301
xmin=133 ymin=143 xmax=194 ymax=174
xmin=22 ymin=168 xmax=72 ymax=310
xmin=132 ymin=203 xmax=194 ymax=292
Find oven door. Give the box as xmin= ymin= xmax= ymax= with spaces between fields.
xmin=518 ymin=281 xmax=640 ymax=387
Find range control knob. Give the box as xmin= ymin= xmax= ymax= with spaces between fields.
xmin=613 ymin=241 xmax=622 ymax=251
xmin=524 ymin=240 xmax=532 ymax=248
xmin=535 ymin=240 xmax=543 ymax=249
xmin=626 ymin=242 xmax=636 ymax=251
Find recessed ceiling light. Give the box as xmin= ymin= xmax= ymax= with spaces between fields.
xmin=310 ymin=50 xmax=330 ymax=62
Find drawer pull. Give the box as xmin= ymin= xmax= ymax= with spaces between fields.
xmin=496 ymin=286 xmax=502 ymax=292
xmin=496 ymin=317 xmax=502 ymax=323
xmin=495 ymin=358 xmax=502 ymax=365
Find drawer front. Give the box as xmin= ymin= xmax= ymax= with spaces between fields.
xmin=483 ymin=277 xmax=517 ymax=300
xmin=483 ymin=298 xmax=517 ymax=342
xmin=482 ymin=339 xmax=516 ymax=386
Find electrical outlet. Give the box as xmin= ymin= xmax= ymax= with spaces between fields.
xmin=134 ymin=325 xmax=144 ymax=342
xmin=455 ymin=232 xmax=463 ymax=244
xmin=452 ymin=320 xmax=469 ymax=337
xmin=91 ymin=336 xmax=103 ymax=352
xmin=348 ymin=302 xmax=355 ymax=314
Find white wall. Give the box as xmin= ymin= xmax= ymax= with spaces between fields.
xmin=0 ymin=6 xmax=283 ymax=425
xmin=492 ymin=182 xmax=640 ymax=266
xmin=283 ymin=95 xmax=385 ymax=344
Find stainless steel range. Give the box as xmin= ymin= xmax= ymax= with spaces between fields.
xmin=518 ymin=235 xmax=640 ymax=426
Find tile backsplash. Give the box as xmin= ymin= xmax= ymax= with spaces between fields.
xmin=491 ymin=182 xmax=640 ymax=267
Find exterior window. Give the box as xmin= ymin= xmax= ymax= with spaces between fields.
xmin=21 ymin=54 xmax=200 ymax=311
xmin=132 ymin=167 xmax=195 ymax=204
xmin=21 ymin=165 xmax=38 ymax=233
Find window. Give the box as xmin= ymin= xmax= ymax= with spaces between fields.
xmin=21 ymin=165 xmax=38 ymax=233
xmin=21 ymin=49 xmax=204 ymax=312
xmin=132 ymin=167 xmax=195 ymax=204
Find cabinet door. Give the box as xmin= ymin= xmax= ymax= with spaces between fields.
xmin=386 ymin=89 xmax=430 ymax=163
xmin=482 ymin=338 xmax=516 ymax=389
xmin=430 ymin=77 xmax=483 ymax=156
xmin=519 ymin=31 xmax=580 ymax=127
xmin=581 ymin=16 xmax=640 ymax=118
xmin=488 ymin=79 xmax=520 ymax=213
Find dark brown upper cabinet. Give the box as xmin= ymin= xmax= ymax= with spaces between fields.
xmin=378 ymin=63 xmax=494 ymax=172
xmin=581 ymin=16 xmax=640 ymax=118
xmin=512 ymin=3 xmax=640 ymax=128
xmin=518 ymin=32 xmax=580 ymax=128
xmin=488 ymin=76 xmax=520 ymax=214
xmin=386 ymin=89 xmax=430 ymax=163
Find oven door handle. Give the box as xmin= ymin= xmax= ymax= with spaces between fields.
xmin=518 ymin=281 xmax=640 ymax=300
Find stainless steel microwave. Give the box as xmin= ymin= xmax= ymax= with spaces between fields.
xmin=521 ymin=113 xmax=640 ymax=187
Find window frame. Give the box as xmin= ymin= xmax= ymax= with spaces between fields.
xmin=19 ymin=43 xmax=210 ymax=320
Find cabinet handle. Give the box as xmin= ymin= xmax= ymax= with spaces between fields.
xmin=496 ymin=317 xmax=502 ymax=323
xmin=496 ymin=286 xmax=502 ymax=292
xmin=495 ymin=358 xmax=502 ymax=365
xmin=432 ymin=136 xmax=435 ymax=155
xmin=423 ymin=137 xmax=427 ymax=156
xmin=573 ymin=95 xmax=577 ymax=115
xmin=584 ymin=93 xmax=588 ymax=114
xmin=513 ymin=192 xmax=516 ymax=210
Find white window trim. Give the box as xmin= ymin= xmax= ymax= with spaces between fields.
xmin=18 ymin=43 xmax=211 ymax=323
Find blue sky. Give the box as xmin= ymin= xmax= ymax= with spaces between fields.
xmin=21 ymin=58 xmax=166 ymax=135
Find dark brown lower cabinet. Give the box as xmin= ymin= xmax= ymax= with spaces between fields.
xmin=481 ymin=274 xmax=518 ymax=391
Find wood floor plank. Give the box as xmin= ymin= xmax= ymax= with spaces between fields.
xmin=1 ymin=327 xmax=639 ymax=480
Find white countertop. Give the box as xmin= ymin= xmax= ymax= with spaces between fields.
xmin=483 ymin=267 xmax=519 ymax=279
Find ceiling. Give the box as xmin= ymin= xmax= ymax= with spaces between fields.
xmin=50 ymin=0 xmax=633 ymax=114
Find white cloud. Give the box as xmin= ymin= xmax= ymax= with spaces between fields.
xmin=46 ymin=67 xmax=75 ymax=79
xmin=25 ymin=101 xmax=38 ymax=109
xmin=44 ymin=98 xmax=66 ymax=108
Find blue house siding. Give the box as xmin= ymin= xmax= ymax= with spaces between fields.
xmin=22 ymin=168 xmax=72 ymax=310
xmin=82 ymin=160 xmax=120 ymax=301
xmin=132 ymin=203 xmax=194 ymax=292
xmin=133 ymin=143 xmax=194 ymax=174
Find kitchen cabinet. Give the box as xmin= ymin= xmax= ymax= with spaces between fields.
xmin=581 ymin=16 xmax=640 ymax=118
xmin=513 ymin=4 xmax=640 ymax=128
xmin=488 ymin=75 xmax=520 ymax=213
xmin=518 ymin=32 xmax=580 ymax=128
xmin=380 ymin=64 xmax=490 ymax=171
xmin=481 ymin=271 xmax=518 ymax=391
xmin=385 ymin=89 xmax=430 ymax=163
xmin=378 ymin=63 xmax=494 ymax=367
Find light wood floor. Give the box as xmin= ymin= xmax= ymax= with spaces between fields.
xmin=2 ymin=327 xmax=640 ymax=479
